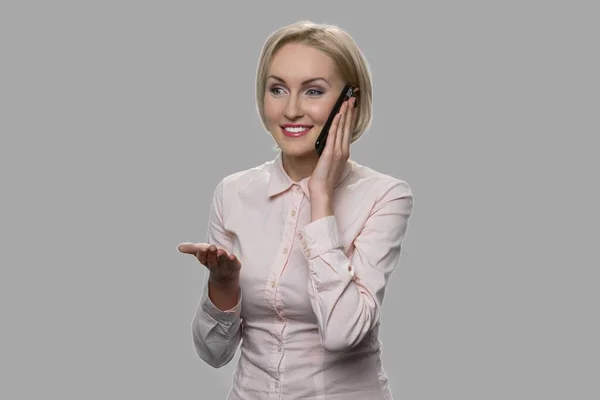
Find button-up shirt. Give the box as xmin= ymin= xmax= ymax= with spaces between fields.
xmin=191 ymin=151 xmax=413 ymax=399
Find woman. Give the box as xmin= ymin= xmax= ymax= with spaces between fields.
xmin=178 ymin=20 xmax=413 ymax=400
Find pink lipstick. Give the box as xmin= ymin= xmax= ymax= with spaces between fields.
xmin=281 ymin=124 xmax=313 ymax=138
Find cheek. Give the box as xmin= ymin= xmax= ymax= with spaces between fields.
xmin=263 ymin=98 xmax=280 ymax=125
xmin=306 ymin=103 xmax=332 ymax=125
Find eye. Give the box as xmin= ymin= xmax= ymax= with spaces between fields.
xmin=269 ymin=86 xmax=286 ymax=96
xmin=306 ymin=89 xmax=324 ymax=96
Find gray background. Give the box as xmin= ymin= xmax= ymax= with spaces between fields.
xmin=1 ymin=1 xmax=598 ymax=399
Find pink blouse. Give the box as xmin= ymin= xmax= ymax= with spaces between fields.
xmin=191 ymin=151 xmax=413 ymax=399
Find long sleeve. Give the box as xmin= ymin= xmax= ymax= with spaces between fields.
xmin=300 ymin=179 xmax=413 ymax=352
xmin=191 ymin=180 xmax=243 ymax=368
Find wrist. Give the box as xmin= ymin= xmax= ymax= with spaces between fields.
xmin=311 ymin=195 xmax=333 ymax=221
xmin=208 ymin=279 xmax=240 ymax=312
xmin=209 ymin=275 xmax=239 ymax=290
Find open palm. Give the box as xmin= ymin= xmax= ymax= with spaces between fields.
xmin=177 ymin=243 xmax=241 ymax=283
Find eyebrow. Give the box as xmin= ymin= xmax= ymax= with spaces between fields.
xmin=267 ymin=75 xmax=330 ymax=86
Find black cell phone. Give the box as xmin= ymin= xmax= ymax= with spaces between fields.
xmin=315 ymin=84 xmax=358 ymax=156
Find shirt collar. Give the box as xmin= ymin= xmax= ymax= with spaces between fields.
xmin=266 ymin=151 xmax=354 ymax=199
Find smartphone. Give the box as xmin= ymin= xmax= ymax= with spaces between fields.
xmin=315 ymin=84 xmax=358 ymax=156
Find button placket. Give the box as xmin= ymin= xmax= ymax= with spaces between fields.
xmin=266 ymin=188 xmax=303 ymax=308
xmin=264 ymin=271 xmax=278 ymax=313
xmin=281 ymin=189 xmax=303 ymax=261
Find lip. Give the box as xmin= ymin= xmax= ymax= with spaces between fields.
xmin=281 ymin=124 xmax=313 ymax=138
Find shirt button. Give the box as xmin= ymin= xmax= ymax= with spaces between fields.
xmin=270 ymin=280 xmax=276 ymax=288
xmin=283 ymin=247 xmax=288 ymax=254
xmin=297 ymin=232 xmax=303 ymax=239
xmin=291 ymin=209 xmax=296 ymax=217
xmin=275 ymin=381 xmax=280 ymax=388
xmin=277 ymin=346 xmax=282 ymax=352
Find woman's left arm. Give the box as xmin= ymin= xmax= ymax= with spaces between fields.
xmin=301 ymin=179 xmax=413 ymax=352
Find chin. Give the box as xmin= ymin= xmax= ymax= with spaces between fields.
xmin=273 ymin=131 xmax=318 ymax=157
xmin=279 ymin=143 xmax=315 ymax=158
xmin=281 ymin=137 xmax=319 ymax=155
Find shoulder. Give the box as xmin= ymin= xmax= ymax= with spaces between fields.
xmin=213 ymin=158 xmax=275 ymax=197
xmin=347 ymin=160 xmax=413 ymax=203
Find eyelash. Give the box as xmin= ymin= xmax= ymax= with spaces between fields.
xmin=269 ymin=87 xmax=324 ymax=97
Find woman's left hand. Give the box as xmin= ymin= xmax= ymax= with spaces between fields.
xmin=308 ymin=96 xmax=356 ymax=200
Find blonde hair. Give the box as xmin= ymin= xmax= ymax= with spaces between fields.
xmin=256 ymin=20 xmax=373 ymax=144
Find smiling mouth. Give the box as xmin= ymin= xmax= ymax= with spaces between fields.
xmin=281 ymin=126 xmax=313 ymax=138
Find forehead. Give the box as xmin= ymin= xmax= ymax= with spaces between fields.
xmin=268 ymin=42 xmax=340 ymax=83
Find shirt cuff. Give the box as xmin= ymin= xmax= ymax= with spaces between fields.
xmin=299 ymin=215 xmax=342 ymax=259
xmin=200 ymin=279 xmax=242 ymax=327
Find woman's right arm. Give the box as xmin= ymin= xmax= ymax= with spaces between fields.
xmin=191 ymin=180 xmax=243 ymax=368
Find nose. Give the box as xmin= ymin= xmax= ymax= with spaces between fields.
xmin=283 ymin=96 xmax=303 ymax=120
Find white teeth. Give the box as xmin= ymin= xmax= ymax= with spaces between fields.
xmin=284 ymin=127 xmax=310 ymax=133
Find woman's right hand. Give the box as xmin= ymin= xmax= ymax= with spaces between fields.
xmin=177 ymin=242 xmax=241 ymax=284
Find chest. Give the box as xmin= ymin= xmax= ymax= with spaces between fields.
xmin=222 ymin=190 xmax=366 ymax=322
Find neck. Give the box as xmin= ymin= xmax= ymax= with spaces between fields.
xmin=281 ymin=151 xmax=318 ymax=182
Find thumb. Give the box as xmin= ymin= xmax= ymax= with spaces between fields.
xmin=177 ymin=242 xmax=208 ymax=255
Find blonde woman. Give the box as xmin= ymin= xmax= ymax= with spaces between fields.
xmin=178 ymin=20 xmax=413 ymax=400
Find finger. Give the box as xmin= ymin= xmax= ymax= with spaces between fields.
xmin=206 ymin=245 xmax=216 ymax=261
xmin=203 ymin=244 xmax=218 ymax=267
xmin=324 ymin=113 xmax=341 ymax=156
xmin=216 ymin=248 xmax=227 ymax=257
xmin=216 ymin=249 xmax=232 ymax=268
xmin=207 ymin=247 xmax=218 ymax=268
xmin=198 ymin=245 xmax=217 ymax=266
xmin=217 ymin=251 xmax=229 ymax=267
xmin=226 ymin=253 xmax=242 ymax=273
xmin=342 ymin=98 xmax=354 ymax=152
xmin=335 ymin=101 xmax=348 ymax=151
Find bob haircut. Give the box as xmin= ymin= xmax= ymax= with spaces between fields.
xmin=255 ymin=20 xmax=373 ymax=145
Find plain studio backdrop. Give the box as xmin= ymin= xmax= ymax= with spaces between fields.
xmin=1 ymin=1 xmax=598 ymax=399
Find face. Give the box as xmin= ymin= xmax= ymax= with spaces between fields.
xmin=263 ymin=42 xmax=346 ymax=158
